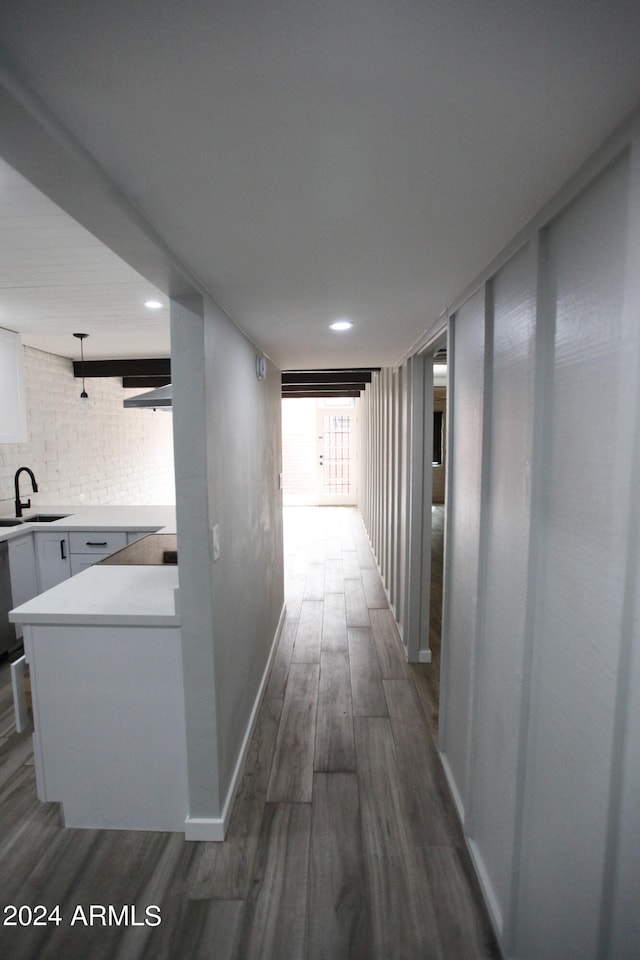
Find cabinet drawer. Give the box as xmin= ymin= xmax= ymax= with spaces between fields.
xmin=70 ymin=554 xmax=110 ymax=576
xmin=69 ymin=531 xmax=127 ymax=555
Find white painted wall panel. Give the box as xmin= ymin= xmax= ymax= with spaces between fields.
xmin=172 ymin=294 xmax=284 ymax=826
xmin=440 ymin=288 xmax=485 ymax=814
xmin=356 ymin=121 xmax=640 ymax=959
xmin=517 ymin=156 xmax=632 ymax=960
xmin=205 ymin=305 xmax=284 ymax=798
xmin=469 ymin=245 xmax=536 ymax=935
xmin=609 ymin=525 xmax=640 ymax=959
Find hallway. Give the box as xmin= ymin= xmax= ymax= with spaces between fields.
xmin=0 ymin=506 xmax=497 ymax=960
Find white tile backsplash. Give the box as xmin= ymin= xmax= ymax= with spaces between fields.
xmin=0 ymin=346 xmax=175 ymax=511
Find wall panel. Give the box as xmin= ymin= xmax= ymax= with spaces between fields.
xmin=517 ymin=154 xmax=632 ymax=960
xmin=439 ymin=288 xmax=485 ymax=814
xmin=468 ymin=245 xmax=536 ymax=938
xmin=357 ymin=117 xmax=640 ymax=960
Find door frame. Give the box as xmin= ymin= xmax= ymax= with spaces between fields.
xmin=403 ymin=332 xmax=447 ymax=662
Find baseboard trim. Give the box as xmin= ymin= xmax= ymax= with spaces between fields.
xmin=184 ymin=816 xmax=225 ymax=842
xmin=183 ymin=602 xmax=287 ymax=843
xmin=467 ymin=837 xmax=505 ymax=940
xmin=439 ymin=750 xmax=466 ymax=825
xmin=440 ymin=750 xmax=506 ymax=952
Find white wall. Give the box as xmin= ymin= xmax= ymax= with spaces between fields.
xmin=358 ymin=115 xmax=640 ymax=958
xmin=440 ymin=136 xmax=640 ymax=958
xmin=0 ymin=344 xmax=175 ymax=510
xmin=171 ymin=294 xmax=284 ymax=836
xmin=281 ymin=397 xmax=317 ymax=503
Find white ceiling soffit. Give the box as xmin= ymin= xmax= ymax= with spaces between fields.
xmin=0 ymin=159 xmax=170 ymax=360
xmin=1 ymin=1 xmax=640 ymax=369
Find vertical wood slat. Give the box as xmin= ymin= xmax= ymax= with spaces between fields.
xmin=323 ymin=558 xmax=344 ymax=594
xmin=369 ymin=608 xmax=412 ymax=680
xmin=307 ymin=772 xmax=371 ymax=960
xmin=187 ymin=799 xmax=265 ymax=899
xmin=344 ymin=578 xmax=370 ymax=628
xmin=361 ymin=566 xmax=388 ymax=609
xmin=354 ymin=717 xmax=442 ymax=960
xmin=314 ymin=652 xmax=356 ymax=772
xmin=292 ymin=600 xmax=323 ymax=664
xmin=237 ymin=697 xmax=284 ymax=802
xmin=237 ymin=802 xmax=312 ymax=960
xmin=348 ymin=627 xmax=388 ymax=717
xmin=267 ymin=663 xmax=319 ymax=802
xmin=321 ymin=592 xmax=347 ymax=653
xmin=266 ymin=619 xmax=297 ymax=699
xmin=303 ymin=563 xmax=326 ymax=600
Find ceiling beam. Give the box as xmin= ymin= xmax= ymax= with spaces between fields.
xmin=282 ymin=382 xmax=366 ymax=393
xmin=282 ymin=389 xmax=362 ymax=399
xmin=73 ymin=358 xmax=171 ymax=380
xmin=122 ymin=376 xmax=172 ymax=389
xmin=282 ymin=369 xmax=377 ymax=385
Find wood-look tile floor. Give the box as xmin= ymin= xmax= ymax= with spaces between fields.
xmin=0 ymin=506 xmax=499 ymax=960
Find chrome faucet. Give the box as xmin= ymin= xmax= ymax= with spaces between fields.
xmin=14 ymin=467 xmax=38 ymax=518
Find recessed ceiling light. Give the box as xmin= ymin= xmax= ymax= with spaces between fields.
xmin=330 ymin=320 xmax=353 ymax=332
xmin=145 ymin=299 xmax=163 ymax=310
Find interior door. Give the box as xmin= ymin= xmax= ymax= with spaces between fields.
xmin=315 ymin=402 xmax=357 ymax=505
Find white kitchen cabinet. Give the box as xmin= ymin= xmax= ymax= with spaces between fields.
xmin=11 ymin=564 xmax=186 ymax=832
xmin=0 ymin=327 xmax=27 ymax=444
xmin=30 ymin=525 xmax=163 ymax=592
xmin=69 ymin=530 xmax=127 ymax=556
xmin=8 ymin=533 xmax=38 ymax=640
xmin=23 ymin=621 xmax=187 ymax=831
xmin=68 ymin=530 xmax=128 ymax=574
xmin=69 ymin=555 xmax=102 ymax=576
xmin=35 ymin=532 xmax=71 ymax=591
xmin=36 ymin=530 xmax=144 ymax=586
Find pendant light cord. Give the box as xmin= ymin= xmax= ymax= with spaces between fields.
xmin=73 ymin=332 xmax=89 ymax=399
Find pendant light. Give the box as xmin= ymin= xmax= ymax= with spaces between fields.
xmin=73 ymin=332 xmax=89 ymax=406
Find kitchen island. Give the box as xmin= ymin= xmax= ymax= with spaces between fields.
xmin=7 ymin=505 xmax=190 ymax=833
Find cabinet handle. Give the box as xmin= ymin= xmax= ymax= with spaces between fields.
xmin=85 ymin=541 xmax=108 ymax=547
xmin=60 ymin=539 xmax=67 ymax=560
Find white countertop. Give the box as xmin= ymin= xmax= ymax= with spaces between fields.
xmin=4 ymin=503 xmax=179 ymax=626
xmin=10 ymin=565 xmax=180 ymax=626
xmin=0 ymin=504 xmax=176 ymax=542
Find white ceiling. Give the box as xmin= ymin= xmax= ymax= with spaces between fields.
xmin=0 ymin=159 xmax=170 ymax=361
xmin=0 ymin=0 xmax=639 ymax=368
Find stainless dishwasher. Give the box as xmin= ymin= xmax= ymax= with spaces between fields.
xmin=0 ymin=541 xmax=13 ymax=657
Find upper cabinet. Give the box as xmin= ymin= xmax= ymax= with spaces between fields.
xmin=0 ymin=327 xmax=27 ymax=444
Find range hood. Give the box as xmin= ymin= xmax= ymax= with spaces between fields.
xmin=123 ymin=383 xmax=172 ymax=409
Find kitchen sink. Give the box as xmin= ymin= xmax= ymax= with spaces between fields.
xmin=0 ymin=514 xmax=69 ymax=526
xmin=26 ymin=514 xmax=69 ymax=522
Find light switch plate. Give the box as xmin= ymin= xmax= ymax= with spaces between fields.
xmin=211 ymin=524 xmax=221 ymax=562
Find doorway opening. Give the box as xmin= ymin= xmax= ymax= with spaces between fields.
xmin=426 ymin=354 xmax=447 ymax=729
xmin=281 ymin=397 xmax=358 ymax=506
